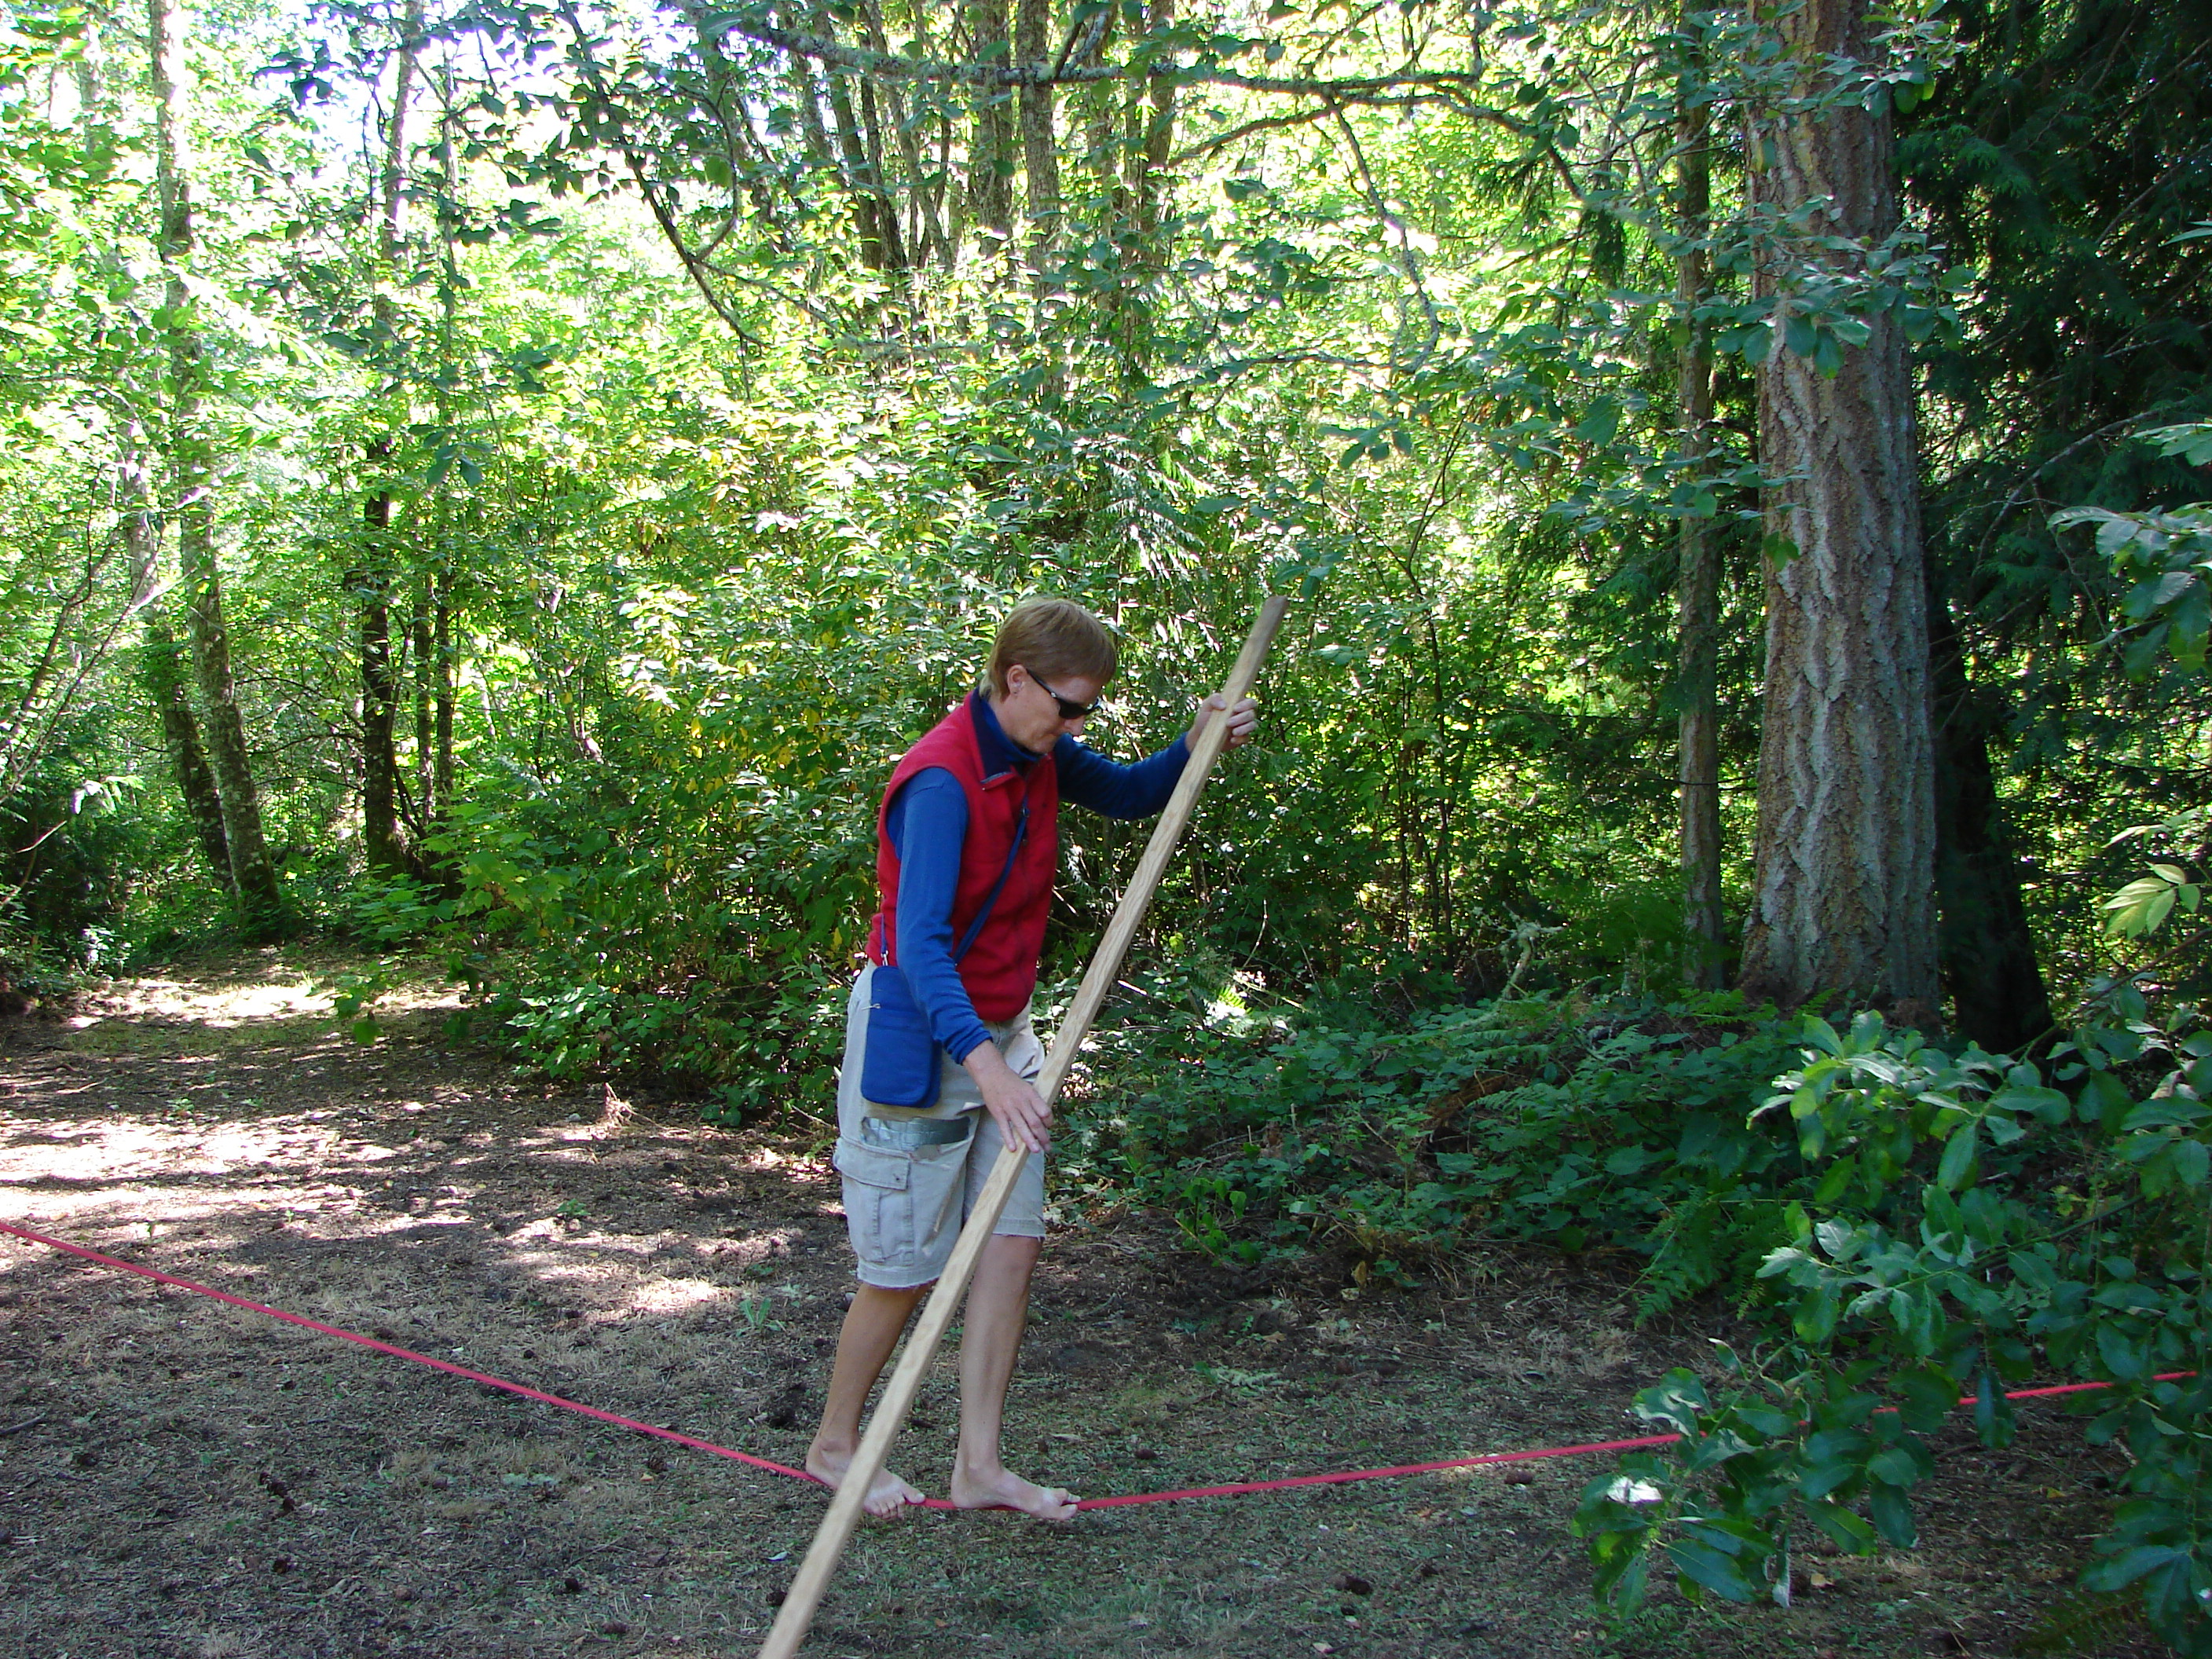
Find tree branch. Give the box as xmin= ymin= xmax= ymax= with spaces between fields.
xmin=557 ymin=0 xmax=767 ymax=350
xmin=705 ymin=6 xmax=1497 ymax=102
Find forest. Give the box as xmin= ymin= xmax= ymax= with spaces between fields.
xmin=0 ymin=0 xmax=2209 ymax=1643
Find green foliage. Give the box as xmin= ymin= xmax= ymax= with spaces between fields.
xmin=0 ymin=0 xmax=2196 ymax=1647
xmin=2101 ymin=850 xmax=2203 ymax=939
xmin=1078 ymin=979 xmax=1815 ymax=1304
xmin=1574 ymin=1354 xmax=1929 ymax=1610
xmin=2053 ymin=491 xmax=2212 ymax=677
xmin=1576 ymin=1001 xmax=2212 ymax=1654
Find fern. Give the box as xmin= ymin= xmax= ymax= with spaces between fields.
xmin=1633 ymin=1191 xmax=1794 ymax=1322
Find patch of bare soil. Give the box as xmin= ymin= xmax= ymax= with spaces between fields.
xmin=0 ymin=950 xmax=2170 ymax=1658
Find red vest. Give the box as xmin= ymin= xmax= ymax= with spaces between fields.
xmin=866 ymin=696 xmax=1060 ymax=1022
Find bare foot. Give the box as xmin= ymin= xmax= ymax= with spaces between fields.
xmin=806 ymin=1441 xmax=925 ymax=1518
xmin=950 ymin=1462 xmax=1080 ymax=1522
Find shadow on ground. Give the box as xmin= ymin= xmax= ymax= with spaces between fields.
xmin=0 ymin=950 xmax=2165 ymax=1658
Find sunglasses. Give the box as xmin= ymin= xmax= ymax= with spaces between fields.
xmin=1027 ymin=670 xmax=1104 ymax=721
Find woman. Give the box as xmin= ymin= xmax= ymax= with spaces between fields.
xmin=804 ymin=598 xmax=1258 ymax=1519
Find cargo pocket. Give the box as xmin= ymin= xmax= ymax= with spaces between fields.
xmin=833 ymin=1136 xmax=917 ymax=1269
xmin=1003 ymin=1024 xmax=1045 ymax=1083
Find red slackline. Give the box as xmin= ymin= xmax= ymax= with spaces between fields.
xmin=0 ymin=1218 xmax=2192 ymax=1512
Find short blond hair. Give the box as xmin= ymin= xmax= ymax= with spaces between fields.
xmin=986 ymin=599 xmax=1119 ymax=699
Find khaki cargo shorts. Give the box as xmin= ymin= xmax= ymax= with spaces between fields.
xmin=833 ymin=965 xmax=1048 ymax=1291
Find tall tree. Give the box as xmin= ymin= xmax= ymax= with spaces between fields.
xmin=1673 ymin=5 xmax=1724 ymax=989
xmin=85 ymin=13 xmax=229 ymax=892
xmin=1013 ymin=0 xmax=1060 ymax=266
xmin=1902 ymin=0 xmax=2211 ymax=1045
xmin=965 ymin=0 xmax=1017 ymax=269
xmin=359 ymin=2 xmax=421 ymax=878
xmin=1735 ymin=0 xmax=1941 ymax=1015
xmin=140 ymin=609 xmax=231 ymax=885
xmin=1927 ymin=578 xmax=2053 ymax=1047
xmin=148 ymin=0 xmax=284 ymax=932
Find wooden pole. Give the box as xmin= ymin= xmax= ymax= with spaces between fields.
xmin=757 ymin=596 xmax=1291 ymax=1658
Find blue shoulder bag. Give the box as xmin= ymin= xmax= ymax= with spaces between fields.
xmin=859 ymin=800 xmax=1028 ymax=1111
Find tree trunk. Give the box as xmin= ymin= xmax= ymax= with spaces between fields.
xmin=429 ymin=65 xmax=460 ymax=849
xmin=855 ymin=76 xmax=907 ymax=274
xmin=360 ymin=447 xmax=405 ymax=875
xmin=1014 ymin=0 xmax=1061 ymax=263
xmin=122 ymin=434 xmax=232 ymax=888
xmin=1675 ymin=16 xmax=1725 ymax=990
xmin=361 ymin=11 xmax=419 ymax=878
xmin=1130 ymin=0 xmax=1176 ymax=249
xmin=857 ymin=0 xmax=945 ymax=267
xmin=149 ymin=0 xmax=283 ymax=936
xmin=812 ymin=9 xmax=905 ymax=276
xmin=1079 ymin=8 xmax=1126 ymax=218
xmin=432 ymin=567 xmax=454 ymax=819
xmin=142 ymin=607 xmax=232 ymax=886
xmin=412 ymin=576 xmax=433 ymax=826
xmin=967 ymin=0 xmax=1017 ymax=267
xmin=1928 ymin=576 xmax=2053 ymax=1051
xmin=790 ymin=56 xmax=834 ymax=174
xmin=1736 ymin=0 xmax=1939 ymax=1018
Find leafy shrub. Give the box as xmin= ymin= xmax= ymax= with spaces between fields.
xmin=0 ymin=732 xmax=154 ymax=987
xmin=1572 ymin=998 xmax=2212 ymax=1655
xmin=423 ymin=776 xmax=866 ymax=1117
xmin=1075 ymin=978 xmax=1811 ymax=1304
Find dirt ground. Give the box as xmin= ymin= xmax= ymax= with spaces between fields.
xmin=0 ymin=950 xmax=2171 ymax=1659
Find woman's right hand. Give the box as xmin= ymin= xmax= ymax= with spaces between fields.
xmin=963 ymin=1041 xmax=1053 ymax=1153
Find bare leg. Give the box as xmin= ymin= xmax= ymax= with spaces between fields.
xmin=950 ymin=1233 xmax=1079 ymax=1520
xmin=806 ymin=1282 xmax=929 ymax=1517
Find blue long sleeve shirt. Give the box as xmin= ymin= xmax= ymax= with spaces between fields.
xmin=886 ymin=696 xmax=1190 ymax=1064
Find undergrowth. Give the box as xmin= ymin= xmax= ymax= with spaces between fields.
xmin=1070 ymin=971 xmax=1811 ymax=1317
xmin=1065 ymin=959 xmax=2210 ymax=1654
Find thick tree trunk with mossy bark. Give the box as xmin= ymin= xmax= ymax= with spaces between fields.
xmin=1736 ymin=0 xmax=1940 ymax=1018
xmin=150 ymin=0 xmax=283 ymax=936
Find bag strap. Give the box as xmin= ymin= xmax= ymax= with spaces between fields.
xmin=950 ymin=798 xmax=1027 ymax=964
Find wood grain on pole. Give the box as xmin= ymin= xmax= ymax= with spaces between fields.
xmin=756 ymin=595 xmax=1290 ymax=1659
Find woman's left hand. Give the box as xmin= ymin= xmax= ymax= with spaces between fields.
xmin=1188 ymin=694 xmax=1260 ymax=751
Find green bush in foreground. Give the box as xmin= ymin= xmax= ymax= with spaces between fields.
xmin=1571 ymin=999 xmax=2210 ymax=1654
